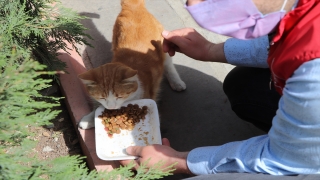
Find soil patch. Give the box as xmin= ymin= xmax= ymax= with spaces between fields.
xmin=29 ymin=82 xmax=83 ymax=160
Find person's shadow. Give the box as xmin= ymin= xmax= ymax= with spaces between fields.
xmin=79 ymin=12 xmax=113 ymax=69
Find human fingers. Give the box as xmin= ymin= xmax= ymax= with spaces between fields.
xmin=162 ymin=138 xmax=171 ymax=147
xmin=119 ymin=147 xmax=142 ymax=170
xmin=162 ymin=30 xmax=170 ymax=53
xmin=118 ymin=146 xmax=144 ymax=168
xmin=162 ymin=29 xmax=189 ymax=47
xmin=162 ymin=28 xmax=210 ymax=60
xmin=126 ymin=146 xmax=143 ymax=157
xmin=163 ymin=38 xmax=178 ymax=56
xmin=162 ymin=30 xmax=182 ymax=56
xmin=162 ymin=29 xmax=194 ymax=56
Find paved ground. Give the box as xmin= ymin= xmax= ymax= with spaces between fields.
xmin=59 ymin=0 xmax=265 ymax=179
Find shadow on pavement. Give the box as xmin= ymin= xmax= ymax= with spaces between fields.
xmin=79 ymin=12 xmax=113 ymax=69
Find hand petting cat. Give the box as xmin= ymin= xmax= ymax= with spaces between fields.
xmin=162 ymin=28 xmax=227 ymax=63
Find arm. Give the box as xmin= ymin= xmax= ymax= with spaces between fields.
xmin=188 ymin=59 xmax=320 ymax=175
xmin=120 ymin=59 xmax=320 ymax=175
xmin=162 ymin=28 xmax=269 ymax=67
xmin=162 ymin=28 xmax=227 ymax=63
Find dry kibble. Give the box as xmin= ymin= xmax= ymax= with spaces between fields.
xmin=98 ymin=104 xmax=148 ymax=137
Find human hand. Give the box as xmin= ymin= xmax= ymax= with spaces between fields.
xmin=162 ymin=28 xmax=227 ymax=63
xmin=119 ymin=138 xmax=192 ymax=174
xmin=187 ymin=0 xmax=205 ymax=6
xmin=162 ymin=28 xmax=217 ymax=61
xmin=162 ymin=28 xmax=212 ymax=60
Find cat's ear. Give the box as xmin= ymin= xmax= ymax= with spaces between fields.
xmin=79 ymin=79 xmax=97 ymax=86
xmin=123 ymin=74 xmax=138 ymax=82
xmin=78 ymin=72 xmax=97 ymax=86
xmin=122 ymin=70 xmax=138 ymax=91
xmin=123 ymin=69 xmax=138 ymax=81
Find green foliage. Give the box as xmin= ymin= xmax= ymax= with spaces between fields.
xmin=132 ymin=159 xmax=177 ymax=180
xmin=0 ymin=0 xmax=92 ymax=74
xmin=0 ymin=51 xmax=59 ymax=145
xmin=0 ymin=0 xmax=175 ymax=179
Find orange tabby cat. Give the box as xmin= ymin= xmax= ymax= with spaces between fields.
xmin=78 ymin=0 xmax=186 ymax=129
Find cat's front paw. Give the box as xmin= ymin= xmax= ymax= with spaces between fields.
xmin=78 ymin=111 xmax=95 ymax=129
xmin=169 ymin=79 xmax=186 ymax=91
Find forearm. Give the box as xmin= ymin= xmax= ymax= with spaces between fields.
xmin=172 ymin=151 xmax=193 ymax=174
xmin=200 ymin=35 xmax=270 ymax=67
xmin=204 ymin=42 xmax=228 ymax=63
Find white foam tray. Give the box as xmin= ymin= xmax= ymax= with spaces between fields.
xmin=95 ymin=99 xmax=162 ymax=160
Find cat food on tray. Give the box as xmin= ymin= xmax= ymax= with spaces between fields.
xmin=98 ymin=104 xmax=148 ymax=137
xmin=95 ymin=99 xmax=161 ymax=161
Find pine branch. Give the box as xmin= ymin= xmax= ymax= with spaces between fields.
xmin=1 ymin=0 xmax=92 ymax=73
xmin=133 ymin=159 xmax=177 ymax=179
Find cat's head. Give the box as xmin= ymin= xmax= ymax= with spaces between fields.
xmin=78 ymin=63 xmax=140 ymax=109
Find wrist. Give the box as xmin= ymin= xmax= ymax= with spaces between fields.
xmin=173 ymin=151 xmax=193 ymax=174
xmin=205 ymin=42 xmax=227 ymax=63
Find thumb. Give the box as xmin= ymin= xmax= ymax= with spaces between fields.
xmin=161 ymin=30 xmax=170 ymax=39
xmin=126 ymin=146 xmax=142 ymax=156
xmin=162 ymin=138 xmax=171 ymax=147
xmin=162 ymin=30 xmax=185 ymax=56
xmin=162 ymin=30 xmax=181 ymax=43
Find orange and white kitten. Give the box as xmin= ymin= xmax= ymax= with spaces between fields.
xmin=78 ymin=0 xmax=186 ymax=129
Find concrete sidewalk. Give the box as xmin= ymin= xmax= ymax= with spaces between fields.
xmin=58 ymin=0 xmax=264 ymax=179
